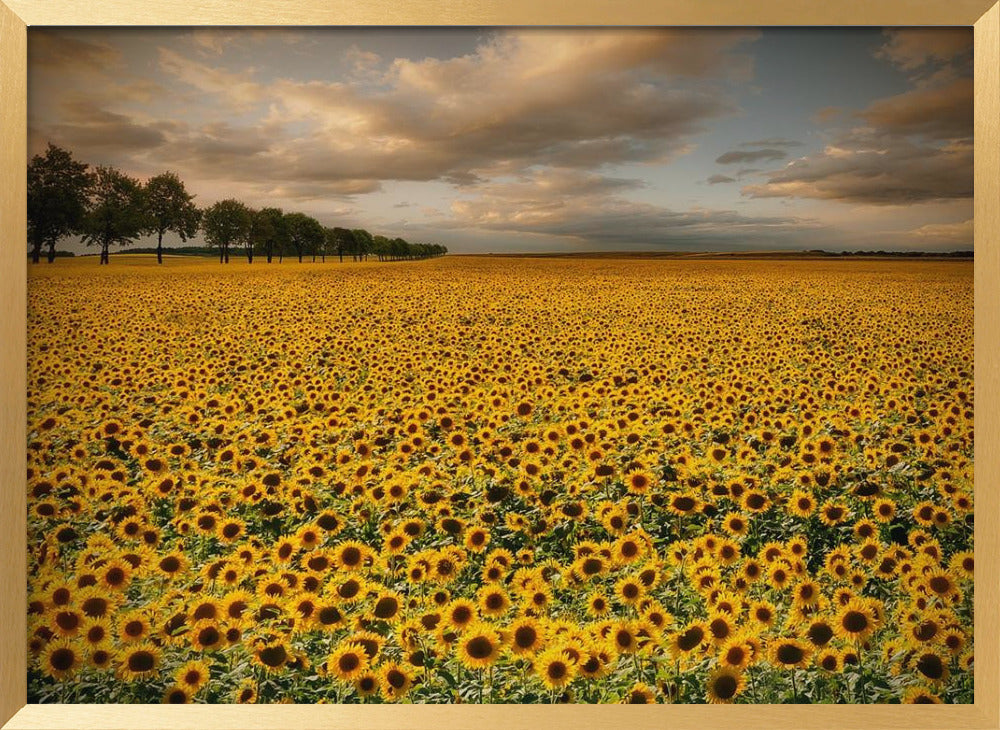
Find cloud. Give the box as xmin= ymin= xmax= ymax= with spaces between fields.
xmin=875 ymin=28 xmax=972 ymax=73
xmin=44 ymin=100 xmax=166 ymax=153
xmin=747 ymin=29 xmax=971 ymax=208
xmin=908 ymin=218 xmax=972 ymax=244
xmin=740 ymin=138 xmax=802 ymax=148
xmin=123 ymin=29 xmax=757 ymax=201
xmin=858 ymin=77 xmax=972 ymax=140
xmin=812 ymin=106 xmax=841 ymax=124
xmin=158 ymin=48 xmax=262 ymax=108
xmin=444 ymin=168 xmax=820 ymax=248
xmin=28 ymin=31 xmax=121 ymax=72
xmin=743 ymin=132 xmax=972 ymax=204
xmin=707 ymin=174 xmax=736 ymax=184
xmin=716 ymin=148 xmax=787 ymax=164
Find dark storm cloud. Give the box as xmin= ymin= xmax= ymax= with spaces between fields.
xmin=740 ymin=138 xmax=802 ymax=148
xmin=446 ymin=168 xmax=820 ymax=248
xmin=745 ymin=28 xmax=972 ymax=208
xmin=30 ymin=30 xmax=758 ymax=200
xmin=858 ymin=77 xmax=972 ymax=140
xmin=715 ymin=148 xmax=788 ymax=164
xmin=743 ymin=132 xmax=972 ymax=204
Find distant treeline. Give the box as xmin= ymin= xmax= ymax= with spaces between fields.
xmin=27 ymin=144 xmax=447 ymax=265
xmin=805 ymin=250 xmax=973 ymax=258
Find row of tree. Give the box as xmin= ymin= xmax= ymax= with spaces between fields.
xmin=27 ymin=144 xmax=447 ymax=265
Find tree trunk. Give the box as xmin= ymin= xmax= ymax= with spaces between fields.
xmin=267 ymin=242 xmax=273 ymax=263
xmin=219 ymin=247 xmax=224 ymax=264
xmin=30 ymin=237 xmax=41 ymax=264
xmin=246 ymin=247 xmax=253 ymax=263
xmin=100 ymin=242 xmax=109 ymax=265
xmin=339 ymin=251 xmax=343 ymax=263
xmin=157 ymin=230 xmax=164 ymax=264
xmin=46 ymin=240 xmax=56 ymax=264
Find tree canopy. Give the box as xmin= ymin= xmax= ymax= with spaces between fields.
xmin=79 ymin=166 xmax=147 ymax=265
xmin=27 ymin=144 xmax=92 ymax=264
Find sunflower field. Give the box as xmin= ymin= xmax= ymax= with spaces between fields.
xmin=26 ymin=256 xmax=973 ymax=704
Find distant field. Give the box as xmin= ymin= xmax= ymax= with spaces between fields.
xmin=26 ymin=257 xmax=973 ymax=704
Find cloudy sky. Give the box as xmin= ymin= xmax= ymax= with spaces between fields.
xmin=28 ymin=27 xmax=973 ymax=253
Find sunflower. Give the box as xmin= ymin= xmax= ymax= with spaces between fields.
xmin=254 ymin=638 xmax=292 ymax=673
xmin=768 ymin=637 xmax=812 ymax=669
xmin=623 ymin=683 xmax=655 ymax=703
xmin=815 ymin=648 xmax=843 ymax=673
xmin=614 ymin=576 xmax=646 ymax=607
xmin=234 ymin=678 xmax=258 ymax=704
xmin=721 ymin=512 xmax=750 ymax=537
xmin=477 ymin=585 xmax=511 ymax=617
xmin=923 ymin=569 xmax=960 ymax=600
xmin=625 ymin=469 xmax=656 ymax=495
xmin=586 ymin=591 xmax=610 ymax=618
xmin=834 ymin=599 xmax=877 ymax=643
xmin=97 ymin=558 xmax=134 ymax=591
xmin=333 ymin=541 xmax=370 ymax=571
xmin=51 ymin=608 xmax=84 ymax=638
xmin=818 ymin=501 xmax=850 ymax=527
xmin=902 ymin=686 xmax=943 ymax=704
xmin=872 ymin=498 xmax=897 ymax=523
xmin=706 ymin=666 xmax=746 ymax=704
xmin=324 ymin=642 xmax=368 ymax=681
xmin=802 ymin=618 xmax=835 ymax=648
xmin=41 ymin=638 xmax=82 ymax=680
xmin=457 ymin=623 xmax=502 ymax=669
xmin=508 ymin=616 xmax=546 ymax=655
xmin=445 ymin=598 xmax=478 ymax=630
xmin=667 ymin=492 xmax=701 ymax=516
xmin=910 ymin=650 xmax=950 ymax=684
xmin=162 ymin=685 xmax=191 ymax=704
xmin=190 ymin=620 xmax=226 ymax=652
xmin=117 ymin=642 xmax=161 ymax=681
xmin=718 ymin=637 xmax=753 ymax=671
xmin=370 ymin=591 xmax=403 ymax=622
xmin=534 ymin=646 xmax=577 ymax=690
xmin=787 ymin=490 xmax=816 ymax=518
xmin=669 ymin=622 xmax=709 ymax=657
xmin=792 ymin=579 xmax=822 ymax=609
xmin=172 ymin=660 xmax=210 ymax=694
xmin=379 ymin=661 xmax=414 ymax=701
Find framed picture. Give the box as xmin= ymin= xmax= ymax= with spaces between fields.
xmin=1 ymin=0 xmax=998 ymax=728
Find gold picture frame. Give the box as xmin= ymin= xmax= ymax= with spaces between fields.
xmin=1 ymin=1 xmax=997 ymax=727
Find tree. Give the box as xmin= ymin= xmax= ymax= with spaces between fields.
xmin=372 ymin=234 xmax=391 ymax=262
xmin=144 ymin=171 xmax=200 ymax=264
xmin=79 ymin=166 xmax=147 ymax=265
xmin=327 ymin=227 xmax=355 ymax=263
xmin=352 ymin=228 xmax=373 ymax=261
xmin=27 ymin=144 xmax=92 ymax=264
xmin=284 ymin=212 xmax=325 ymax=263
xmin=202 ymin=199 xmax=252 ymax=264
xmin=256 ymin=207 xmax=286 ymax=263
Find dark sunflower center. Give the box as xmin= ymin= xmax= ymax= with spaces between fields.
xmin=257 ymin=645 xmax=287 ymax=668
xmin=713 ymin=674 xmax=738 ymax=699
xmin=50 ymin=648 xmax=75 ymax=671
xmin=128 ymin=651 xmax=155 ymax=672
xmin=776 ymin=644 xmax=804 ymax=664
xmin=842 ymin=611 xmax=868 ymax=633
xmin=515 ymin=626 xmax=537 ymax=648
